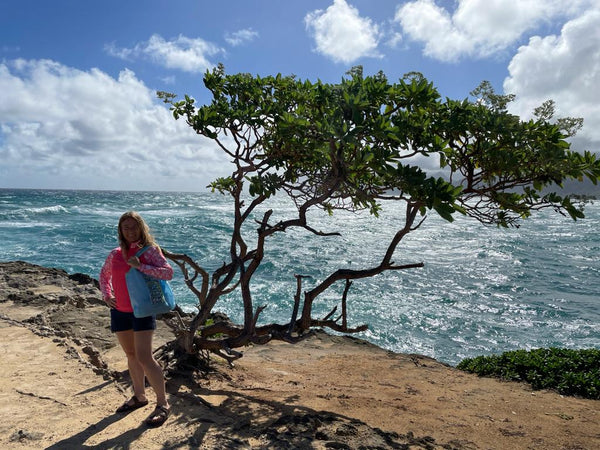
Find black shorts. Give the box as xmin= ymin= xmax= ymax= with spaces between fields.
xmin=110 ymin=308 xmax=156 ymax=332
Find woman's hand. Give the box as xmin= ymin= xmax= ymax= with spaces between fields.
xmin=104 ymin=296 xmax=117 ymax=308
xmin=127 ymin=256 xmax=141 ymax=268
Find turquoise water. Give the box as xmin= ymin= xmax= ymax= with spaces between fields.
xmin=1 ymin=188 xmax=598 ymax=365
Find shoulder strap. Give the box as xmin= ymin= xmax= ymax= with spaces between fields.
xmin=134 ymin=245 xmax=152 ymax=258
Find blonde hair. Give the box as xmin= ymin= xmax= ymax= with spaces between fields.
xmin=117 ymin=211 xmax=157 ymax=257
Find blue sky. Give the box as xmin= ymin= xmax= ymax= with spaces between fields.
xmin=1 ymin=0 xmax=599 ymax=192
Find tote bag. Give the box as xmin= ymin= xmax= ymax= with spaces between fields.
xmin=125 ymin=246 xmax=175 ymax=318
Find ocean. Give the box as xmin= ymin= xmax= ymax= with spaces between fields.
xmin=1 ymin=188 xmax=598 ymax=366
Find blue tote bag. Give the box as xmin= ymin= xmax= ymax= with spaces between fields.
xmin=125 ymin=246 xmax=175 ymax=318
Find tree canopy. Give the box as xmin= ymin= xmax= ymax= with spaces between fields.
xmin=156 ymin=65 xmax=600 ymax=366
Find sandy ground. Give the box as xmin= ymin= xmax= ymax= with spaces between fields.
xmin=1 ymin=261 xmax=599 ymax=449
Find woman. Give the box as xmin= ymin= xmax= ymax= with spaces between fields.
xmin=99 ymin=211 xmax=173 ymax=427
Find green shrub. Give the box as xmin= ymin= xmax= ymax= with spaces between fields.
xmin=457 ymin=348 xmax=600 ymax=400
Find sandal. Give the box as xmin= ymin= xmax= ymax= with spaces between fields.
xmin=145 ymin=405 xmax=170 ymax=427
xmin=116 ymin=396 xmax=149 ymax=413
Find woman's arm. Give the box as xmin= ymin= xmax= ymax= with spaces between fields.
xmin=99 ymin=250 xmax=116 ymax=299
xmin=138 ymin=246 xmax=174 ymax=280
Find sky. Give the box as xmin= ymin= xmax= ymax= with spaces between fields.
xmin=1 ymin=0 xmax=599 ymax=192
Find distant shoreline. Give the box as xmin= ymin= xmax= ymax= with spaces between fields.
xmin=1 ymin=185 xmax=598 ymax=199
xmin=0 ymin=186 xmax=207 ymax=195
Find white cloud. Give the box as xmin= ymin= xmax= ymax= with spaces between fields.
xmin=305 ymin=0 xmax=382 ymax=64
xmin=105 ymin=34 xmax=224 ymax=73
xmin=225 ymin=28 xmax=259 ymax=47
xmin=395 ymin=0 xmax=594 ymax=62
xmin=160 ymin=75 xmax=177 ymax=85
xmin=385 ymin=31 xmax=403 ymax=49
xmin=504 ymin=8 xmax=600 ymax=152
xmin=395 ymin=0 xmax=471 ymax=62
xmin=0 ymin=59 xmax=229 ymax=191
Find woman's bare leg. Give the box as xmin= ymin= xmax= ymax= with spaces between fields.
xmin=115 ymin=330 xmax=147 ymax=402
xmin=133 ymin=330 xmax=169 ymax=407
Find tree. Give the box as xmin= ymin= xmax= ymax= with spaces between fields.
xmin=156 ymin=65 xmax=600 ymax=368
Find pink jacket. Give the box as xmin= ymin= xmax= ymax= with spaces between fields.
xmin=99 ymin=243 xmax=174 ymax=312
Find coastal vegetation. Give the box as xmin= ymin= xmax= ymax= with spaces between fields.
xmin=458 ymin=348 xmax=600 ymax=400
xmin=155 ymin=65 xmax=600 ymax=368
